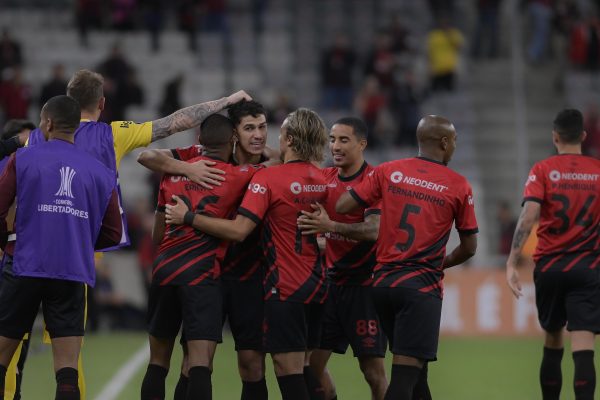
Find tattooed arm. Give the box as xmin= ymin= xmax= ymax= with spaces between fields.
xmin=297 ymin=203 xmax=380 ymax=242
xmin=506 ymin=201 xmax=541 ymax=298
xmin=151 ymin=90 xmax=251 ymax=142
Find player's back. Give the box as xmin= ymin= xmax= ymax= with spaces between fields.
xmin=239 ymin=161 xmax=328 ymax=302
xmin=524 ymin=154 xmax=600 ymax=269
xmin=358 ymin=157 xmax=477 ymax=297
xmin=154 ymin=156 xmax=258 ymax=285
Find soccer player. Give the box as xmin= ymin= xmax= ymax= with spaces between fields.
xmin=336 ymin=115 xmax=478 ymax=400
xmin=0 ymin=119 xmax=35 ymax=400
xmin=165 ymin=108 xmax=329 ymax=400
xmin=138 ymin=100 xmax=272 ymax=400
xmin=0 ymin=120 xmax=35 ymax=169
xmin=0 ymin=95 xmax=122 ymax=400
xmin=141 ymin=114 xmax=260 ymax=400
xmin=296 ymin=117 xmax=388 ymax=400
xmin=506 ymin=109 xmax=600 ymax=400
xmin=7 ymin=70 xmax=249 ymax=398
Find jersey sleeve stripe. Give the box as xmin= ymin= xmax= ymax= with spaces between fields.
xmin=171 ymin=149 xmax=181 ymax=160
xmin=238 ymin=207 xmax=262 ymax=225
xmin=364 ymin=209 xmax=381 ymax=217
xmin=349 ymin=188 xmax=369 ymax=208
xmin=457 ymin=227 xmax=479 ymax=235
xmin=522 ymin=196 xmax=543 ymax=206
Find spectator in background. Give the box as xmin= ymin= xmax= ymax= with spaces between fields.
xmin=142 ymin=0 xmax=165 ymax=52
xmin=39 ymin=64 xmax=67 ymax=106
xmin=390 ymin=71 xmax=420 ymax=148
xmin=471 ymin=0 xmax=502 ymax=59
xmin=97 ymin=44 xmax=132 ymax=86
xmin=583 ymin=104 xmax=600 ymax=158
xmin=497 ymin=201 xmax=517 ymax=255
xmin=364 ymin=32 xmax=397 ymax=89
xmin=0 ymin=67 xmax=31 ymax=121
xmin=178 ymin=0 xmax=201 ymax=52
xmin=585 ymin=16 xmax=600 ymax=73
xmin=354 ymin=75 xmax=387 ymax=147
xmin=111 ymin=0 xmax=137 ymax=31
xmin=388 ymin=14 xmax=411 ymax=54
xmin=321 ymin=34 xmax=356 ymax=111
xmin=75 ymin=0 xmax=104 ymax=48
xmin=0 ymin=29 xmax=22 ymax=75
xmin=428 ymin=0 xmax=456 ymax=21
xmin=159 ymin=74 xmax=183 ymax=117
xmin=200 ymin=0 xmax=228 ymax=34
xmin=114 ymin=69 xmax=144 ymax=120
xmin=427 ymin=17 xmax=464 ymax=92
xmin=268 ymin=93 xmax=294 ymax=125
xmin=527 ymin=0 xmax=553 ymax=63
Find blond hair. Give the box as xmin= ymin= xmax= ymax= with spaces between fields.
xmin=285 ymin=108 xmax=327 ymax=162
xmin=66 ymin=69 xmax=104 ymax=111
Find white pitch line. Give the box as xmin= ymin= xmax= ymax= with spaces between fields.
xmin=94 ymin=344 xmax=149 ymax=400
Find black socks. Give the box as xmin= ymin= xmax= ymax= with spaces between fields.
xmin=55 ymin=367 xmax=79 ymax=400
xmin=186 ymin=366 xmax=212 ymax=400
xmin=412 ymin=363 xmax=432 ymax=400
xmin=140 ymin=364 xmax=168 ymax=400
xmin=384 ymin=364 xmax=421 ymax=400
xmin=540 ymin=347 xmax=563 ymax=400
xmin=173 ymin=374 xmax=188 ymax=400
xmin=573 ymin=350 xmax=595 ymax=400
xmin=241 ymin=378 xmax=268 ymax=400
xmin=277 ymin=374 xmax=309 ymax=400
xmin=303 ymin=366 xmax=325 ymax=400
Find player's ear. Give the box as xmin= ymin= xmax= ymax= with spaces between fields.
xmin=98 ymin=96 xmax=106 ymax=112
xmin=581 ymin=130 xmax=588 ymax=143
xmin=441 ymin=136 xmax=448 ymax=150
xmin=552 ymin=131 xmax=560 ymax=145
xmin=359 ymin=138 xmax=367 ymax=151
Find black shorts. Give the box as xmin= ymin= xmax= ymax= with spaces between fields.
xmin=222 ymin=278 xmax=264 ymax=351
xmin=371 ymin=286 xmax=442 ymax=361
xmin=263 ymin=300 xmax=324 ymax=353
xmin=147 ymin=282 xmax=223 ymax=343
xmin=320 ymin=285 xmax=386 ymax=358
xmin=534 ymin=266 xmax=600 ymax=333
xmin=0 ymin=269 xmax=85 ymax=340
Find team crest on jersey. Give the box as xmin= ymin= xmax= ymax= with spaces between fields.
xmin=549 ymin=170 xmax=561 ymax=182
xmin=290 ymin=182 xmax=302 ymax=194
xmin=390 ymin=171 xmax=403 ymax=183
xmin=55 ymin=166 xmax=76 ymax=198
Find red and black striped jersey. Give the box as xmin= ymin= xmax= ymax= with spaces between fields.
xmin=172 ymin=144 xmax=265 ymax=282
xmin=523 ymin=154 xmax=600 ymax=271
xmin=238 ymin=161 xmax=328 ymax=303
xmin=321 ymin=162 xmax=379 ymax=286
xmin=154 ymin=156 xmax=258 ymax=286
xmin=350 ymin=157 xmax=478 ymax=298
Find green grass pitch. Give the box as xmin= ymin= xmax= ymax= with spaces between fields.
xmin=18 ymin=332 xmax=600 ymax=399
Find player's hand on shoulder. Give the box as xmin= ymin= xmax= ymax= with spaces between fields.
xmin=165 ymin=195 xmax=189 ymax=225
xmin=186 ymin=160 xmax=226 ymax=189
xmin=227 ymin=90 xmax=252 ymax=105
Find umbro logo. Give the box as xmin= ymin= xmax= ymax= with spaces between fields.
xmin=55 ymin=166 xmax=76 ymax=198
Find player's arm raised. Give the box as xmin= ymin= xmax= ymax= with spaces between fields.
xmin=137 ymin=149 xmax=226 ymax=189
xmin=298 ymin=202 xmax=379 ymax=242
xmin=150 ymin=90 xmax=252 ymax=142
xmin=506 ymin=201 xmax=541 ymax=299
xmin=165 ymin=194 xmax=256 ymax=242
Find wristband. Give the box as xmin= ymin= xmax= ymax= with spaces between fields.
xmin=183 ymin=211 xmax=195 ymax=226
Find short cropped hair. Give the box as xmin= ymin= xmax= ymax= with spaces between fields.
xmin=2 ymin=119 xmax=36 ymax=140
xmin=285 ymin=108 xmax=327 ymax=162
xmin=227 ymin=100 xmax=267 ymax=127
xmin=333 ymin=117 xmax=369 ymax=140
xmin=42 ymin=95 xmax=81 ymax=134
xmin=66 ymin=69 xmax=104 ymax=112
xmin=199 ymin=114 xmax=235 ymax=147
xmin=553 ymin=109 xmax=584 ymax=144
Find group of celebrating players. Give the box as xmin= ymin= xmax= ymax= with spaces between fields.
xmin=0 ymin=67 xmax=597 ymax=400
